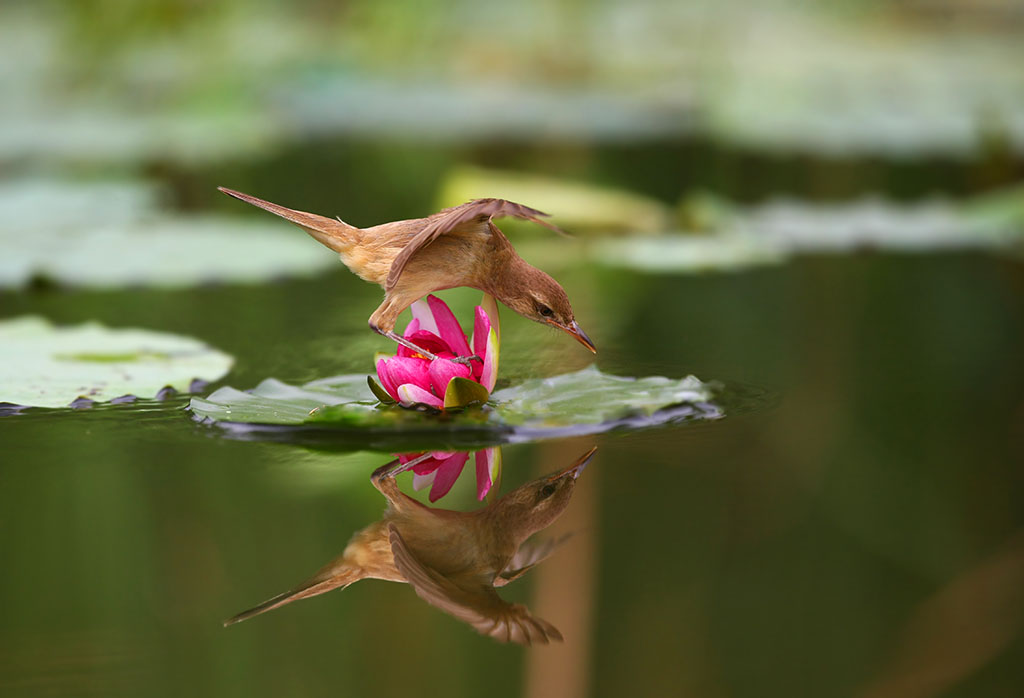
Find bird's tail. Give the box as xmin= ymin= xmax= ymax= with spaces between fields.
xmin=223 ymin=568 xmax=361 ymax=627
xmin=217 ymin=187 xmax=359 ymax=254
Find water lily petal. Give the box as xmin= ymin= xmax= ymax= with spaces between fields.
xmin=375 ymin=358 xmax=400 ymax=400
xmin=479 ymin=327 xmax=500 ymax=392
xmin=471 ymin=307 xmax=490 ymax=380
xmin=428 ymin=452 xmax=471 ymax=502
xmin=474 ymin=447 xmax=500 ymax=501
xmin=396 ymin=383 xmax=443 ymax=408
xmin=400 ymin=330 xmax=451 ymax=358
xmin=410 ymin=299 xmax=439 ymax=337
xmin=429 ymin=359 xmax=472 ymax=397
xmin=403 ymin=317 xmax=421 ymax=339
xmin=412 ymin=470 xmax=436 ymax=491
xmin=384 ymin=356 xmax=432 ymax=392
xmin=396 ymin=318 xmax=423 ymax=358
xmin=427 ymin=295 xmax=472 ymax=358
xmin=479 ymin=293 xmax=501 ymax=343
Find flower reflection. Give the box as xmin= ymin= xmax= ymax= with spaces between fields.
xmin=400 ymin=447 xmax=501 ymax=502
xmin=372 ymin=294 xmax=499 ymax=409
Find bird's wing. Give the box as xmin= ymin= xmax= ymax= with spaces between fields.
xmin=495 ymin=533 xmax=573 ymax=587
xmin=388 ymin=525 xmax=563 ymax=645
xmin=384 ymin=198 xmax=562 ymax=291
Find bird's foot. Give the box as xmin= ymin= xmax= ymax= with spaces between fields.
xmin=449 ymin=355 xmax=483 ymax=367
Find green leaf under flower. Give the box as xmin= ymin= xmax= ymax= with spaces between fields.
xmin=443 ymin=376 xmax=491 ymax=409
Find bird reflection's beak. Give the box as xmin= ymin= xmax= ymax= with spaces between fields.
xmin=548 ymin=446 xmax=598 ymax=482
xmin=554 ymin=320 xmax=597 ymax=353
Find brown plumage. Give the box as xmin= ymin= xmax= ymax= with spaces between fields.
xmin=218 ymin=188 xmax=595 ymax=357
xmin=224 ymin=447 xmax=597 ymax=645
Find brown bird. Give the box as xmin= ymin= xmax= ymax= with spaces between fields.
xmin=224 ymin=446 xmax=596 ymax=645
xmin=217 ymin=188 xmax=595 ymax=360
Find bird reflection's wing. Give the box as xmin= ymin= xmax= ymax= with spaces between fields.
xmin=388 ymin=525 xmax=563 ymax=645
xmin=385 ymin=198 xmax=562 ymax=291
xmin=496 ymin=533 xmax=573 ymax=587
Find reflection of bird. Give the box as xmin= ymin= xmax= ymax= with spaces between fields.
xmin=217 ymin=188 xmax=595 ymax=359
xmin=225 ymin=447 xmax=596 ymax=645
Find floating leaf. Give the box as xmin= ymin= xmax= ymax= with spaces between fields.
xmin=188 ymin=365 xmax=722 ymax=449
xmin=0 ymin=316 xmax=234 ymax=409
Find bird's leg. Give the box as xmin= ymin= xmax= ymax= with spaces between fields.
xmin=375 ymin=325 xmax=481 ymax=366
xmin=382 ymin=330 xmax=441 ymax=360
xmin=370 ymin=308 xmax=481 ymax=365
xmin=371 ymin=453 xmax=435 ymax=490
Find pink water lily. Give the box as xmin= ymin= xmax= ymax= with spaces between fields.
xmin=373 ymin=294 xmax=500 ymax=409
xmin=398 ymin=447 xmax=501 ymax=502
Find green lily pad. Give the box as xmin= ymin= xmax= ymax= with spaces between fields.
xmin=438 ymin=166 xmax=672 ymax=233
xmin=188 ymin=365 xmax=721 ymax=449
xmin=0 ymin=178 xmax=337 ymax=290
xmin=0 ymin=316 xmax=234 ymax=408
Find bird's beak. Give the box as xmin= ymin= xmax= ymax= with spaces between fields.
xmin=554 ymin=320 xmax=597 ymax=353
xmin=548 ymin=446 xmax=598 ymax=482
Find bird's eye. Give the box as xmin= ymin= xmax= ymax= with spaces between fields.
xmin=537 ymin=304 xmax=554 ymax=319
xmin=539 ymin=483 xmax=557 ymax=499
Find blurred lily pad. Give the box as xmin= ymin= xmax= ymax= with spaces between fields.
xmin=438 ymin=166 xmax=671 ymax=233
xmin=0 ymin=178 xmax=337 ymax=289
xmin=597 ymin=188 xmax=1024 ymax=273
xmin=188 ymin=365 xmax=721 ymax=448
xmin=0 ymin=316 xmax=234 ymax=409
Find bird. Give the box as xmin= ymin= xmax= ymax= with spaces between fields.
xmin=217 ymin=187 xmax=596 ymax=361
xmin=224 ymin=446 xmax=597 ymax=645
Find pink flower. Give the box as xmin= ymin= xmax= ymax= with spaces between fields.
xmin=372 ymin=294 xmax=500 ymax=409
xmin=398 ymin=447 xmax=502 ymax=502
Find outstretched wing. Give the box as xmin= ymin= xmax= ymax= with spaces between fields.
xmin=388 ymin=525 xmax=563 ymax=645
xmin=496 ymin=533 xmax=573 ymax=587
xmin=385 ymin=198 xmax=562 ymax=291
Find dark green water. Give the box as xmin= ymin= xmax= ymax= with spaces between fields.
xmin=3 ymin=249 xmax=1022 ymax=696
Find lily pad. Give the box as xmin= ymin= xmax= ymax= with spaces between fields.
xmin=0 ymin=178 xmax=337 ymax=290
xmin=188 ymin=365 xmax=722 ymax=449
xmin=0 ymin=316 xmax=234 ymax=409
xmin=596 ymin=188 xmax=1024 ymax=273
xmin=438 ymin=166 xmax=672 ymax=233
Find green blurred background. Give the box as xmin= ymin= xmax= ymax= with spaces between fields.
xmin=1 ymin=1 xmax=1023 ymax=697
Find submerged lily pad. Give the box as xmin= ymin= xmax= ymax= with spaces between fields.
xmin=0 ymin=178 xmax=337 ymax=290
xmin=188 ymin=365 xmax=721 ymax=448
xmin=0 ymin=316 xmax=234 ymax=408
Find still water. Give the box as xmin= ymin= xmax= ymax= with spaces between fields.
xmin=2 ymin=248 xmax=1021 ymax=697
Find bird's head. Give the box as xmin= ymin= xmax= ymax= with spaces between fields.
xmin=497 ymin=264 xmax=596 ymax=353
xmin=491 ymin=447 xmax=596 ymax=539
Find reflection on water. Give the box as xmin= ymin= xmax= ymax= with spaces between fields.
xmin=226 ymin=447 xmax=596 ymax=645
xmin=398 ymin=448 xmax=502 ymax=502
